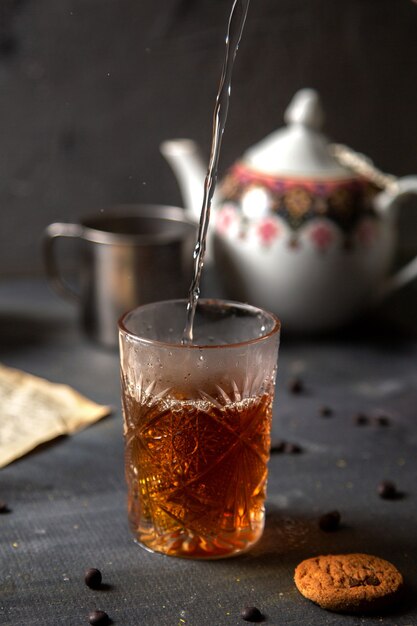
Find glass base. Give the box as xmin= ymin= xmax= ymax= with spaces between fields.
xmin=131 ymin=522 xmax=264 ymax=560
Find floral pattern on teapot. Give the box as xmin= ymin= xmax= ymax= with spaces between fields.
xmin=217 ymin=164 xmax=379 ymax=251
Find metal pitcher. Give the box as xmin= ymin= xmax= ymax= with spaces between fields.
xmin=43 ymin=205 xmax=197 ymax=347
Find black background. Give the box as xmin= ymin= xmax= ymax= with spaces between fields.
xmin=1 ymin=0 xmax=417 ymax=275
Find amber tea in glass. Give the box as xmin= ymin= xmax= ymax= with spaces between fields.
xmin=119 ymin=299 xmax=280 ymax=559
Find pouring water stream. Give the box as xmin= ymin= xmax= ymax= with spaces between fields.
xmin=182 ymin=0 xmax=251 ymax=344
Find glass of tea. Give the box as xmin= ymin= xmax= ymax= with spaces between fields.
xmin=119 ymin=299 xmax=280 ymax=559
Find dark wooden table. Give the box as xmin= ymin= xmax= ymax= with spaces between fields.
xmin=1 ymin=277 xmax=416 ymax=625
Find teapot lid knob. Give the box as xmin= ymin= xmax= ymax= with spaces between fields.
xmin=241 ymin=87 xmax=352 ymax=178
xmin=284 ymin=88 xmax=324 ymax=130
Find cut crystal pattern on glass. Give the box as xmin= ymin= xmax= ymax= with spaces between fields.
xmin=119 ymin=298 xmax=280 ymax=559
xmin=122 ymin=374 xmax=274 ymax=558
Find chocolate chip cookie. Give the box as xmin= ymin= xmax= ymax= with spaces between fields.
xmin=294 ymin=553 xmax=403 ymax=613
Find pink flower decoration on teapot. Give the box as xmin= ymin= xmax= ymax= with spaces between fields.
xmin=220 ymin=163 xmax=379 ymax=239
xmin=308 ymin=222 xmax=335 ymax=251
xmin=257 ymin=218 xmax=281 ymax=246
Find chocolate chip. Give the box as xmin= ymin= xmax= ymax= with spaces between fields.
xmin=353 ymin=412 xmax=369 ymax=425
xmin=364 ymin=574 xmax=381 ymax=586
xmin=85 ymin=568 xmax=102 ymax=590
xmin=283 ymin=442 xmax=302 ymax=454
xmin=318 ymin=510 xmax=341 ymax=532
xmin=270 ymin=439 xmax=303 ymax=454
xmin=288 ymin=377 xmax=303 ymax=394
xmin=319 ymin=405 xmax=333 ymax=417
xmin=241 ymin=606 xmax=264 ymax=622
xmin=88 ymin=610 xmax=110 ymax=625
xmin=374 ymin=415 xmax=390 ymax=427
xmin=270 ymin=439 xmax=285 ymax=453
xmin=0 ymin=500 xmax=10 ymax=513
xmin=377 ymin=480 xmax=399 ymax=500
xmin=348 ymin=574 xmax=380 ymax=587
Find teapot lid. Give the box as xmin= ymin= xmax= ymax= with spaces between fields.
xmin=242 ymin=89 xmax=353 ymax=179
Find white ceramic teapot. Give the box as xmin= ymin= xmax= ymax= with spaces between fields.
xmin=161 ymin=89 xmax=417 ymax=332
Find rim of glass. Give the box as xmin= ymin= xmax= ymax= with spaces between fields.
xmin=118 ymin=299 xmax=281 ymax=350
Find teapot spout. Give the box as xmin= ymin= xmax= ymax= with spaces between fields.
xmin=160 ymin=139 xmax=209 ymax=223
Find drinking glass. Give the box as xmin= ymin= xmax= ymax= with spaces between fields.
xmin=119 ymin=299 xmax=280 ymax=559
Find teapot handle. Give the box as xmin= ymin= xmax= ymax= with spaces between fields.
xmin=378 ymin=176 xmax=417 ymax=297
xmin=330 ymin=145 xmax=417 ymax=297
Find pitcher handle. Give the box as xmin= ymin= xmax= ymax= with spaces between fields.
xmin=43 ymin=222 xmax=83 ymax=302
xmin=378 ymin=176 xmax=417 ymax=297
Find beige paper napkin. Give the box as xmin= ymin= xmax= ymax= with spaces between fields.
xmin=0 ymin=363 xmax=111 ymax=468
